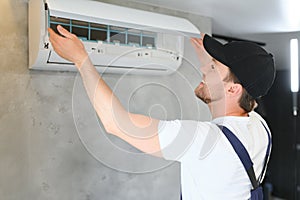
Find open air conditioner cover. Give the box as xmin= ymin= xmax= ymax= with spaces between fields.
xmin=28 ymin=0 xmax=201 ymax=75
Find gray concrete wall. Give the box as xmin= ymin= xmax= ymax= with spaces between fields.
xmin=0 ymin=0 xmax=211 ymax=199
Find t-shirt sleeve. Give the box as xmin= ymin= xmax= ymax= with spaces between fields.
xmin=158 ymin=119 xmax=219 ymax=162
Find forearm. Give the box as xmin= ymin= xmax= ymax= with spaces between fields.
xmin=77 ymin=57 xmax=125 ymax=133
xmin=77 ymin=58 xmax=162 ymax=156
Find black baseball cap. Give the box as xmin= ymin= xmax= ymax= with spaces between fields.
xmin=203 ymin=34 xmax=275 ymax=99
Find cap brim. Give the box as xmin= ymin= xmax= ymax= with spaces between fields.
xmin=203 ymin=35 xmax=227 ymax=66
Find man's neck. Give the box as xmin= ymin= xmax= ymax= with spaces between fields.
xmin=208 ymin=100 xmax=248 ymax=119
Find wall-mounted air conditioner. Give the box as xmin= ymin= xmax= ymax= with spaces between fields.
xmin=28 ymin=0 xmax=200 ymax=75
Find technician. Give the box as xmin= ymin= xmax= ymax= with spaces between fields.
xmin=48 ymin=25 xmax=275 ymax=199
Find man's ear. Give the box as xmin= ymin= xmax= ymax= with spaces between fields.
xmin=227 ymin=83 xmax=243 ymax=97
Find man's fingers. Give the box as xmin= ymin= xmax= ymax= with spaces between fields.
xmin=48 ymin=27 xmax=56 ymax=39
xmin=48 ymin=27 xmax=63 ymax=44
xmin=190 ymin=38 xmax=198 ymax=47
xmin=48 ymin=36 xmax=59 ymax=52
xmin=48 ymin=28 xmax=63 ymax=52
xmin=48 ymin=27 xmax=54 ymax=35
xmin=200 ymin=33 xmax=205 ymax=38
xmin=191 ymin=38 xmax=203 ymax=47
xmin=57 ymin=25 xmax=75 ymax=39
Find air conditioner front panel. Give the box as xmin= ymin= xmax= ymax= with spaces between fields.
xmin=47 ymin=48 xmax=180 ymax=72
xmin=43 ymin=52 xmax=175 ymax=75
xmin=46 ymin=0 xmax=200 ymax=37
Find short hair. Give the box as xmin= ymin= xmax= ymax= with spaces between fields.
xmin=224 ymin=70 xmax=256 ymax=112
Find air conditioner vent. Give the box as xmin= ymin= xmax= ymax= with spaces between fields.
xmin=49 ymin=16 xmax=157 ymax=48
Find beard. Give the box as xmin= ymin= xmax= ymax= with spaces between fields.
xmin=194 ymin=81 xmax=212 ymax=104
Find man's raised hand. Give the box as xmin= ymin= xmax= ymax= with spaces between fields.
xmin=48 ymin=25 xmax=88 ymax=68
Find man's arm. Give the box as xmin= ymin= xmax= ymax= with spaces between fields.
xmin=48 ymin=25 xmax=162 ymax=157
xmin=190 ymin=33 xmax=213 ymax=66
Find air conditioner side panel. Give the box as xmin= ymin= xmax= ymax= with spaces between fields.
xmin=29 ymin=0 xmax=46 ymax=69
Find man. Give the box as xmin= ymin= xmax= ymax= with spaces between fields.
xmin=48 ymin=25 xmax=275 ymax=199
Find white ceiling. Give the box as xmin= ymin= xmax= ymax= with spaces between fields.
xmin=129 ymin=0 xmax=300 ymax=36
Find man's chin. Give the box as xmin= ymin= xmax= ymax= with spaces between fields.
xmin=195 ymin=94 xmax=211 ymax=104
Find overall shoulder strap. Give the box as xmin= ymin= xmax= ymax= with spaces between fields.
xmin=258 ymin=122 xmax=272 ymax=183
xmin=218 ymin=125 xmax=259 ymax=189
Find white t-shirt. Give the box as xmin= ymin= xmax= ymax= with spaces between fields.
xmin=158 ymin=111 xmax=271 ymax=200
